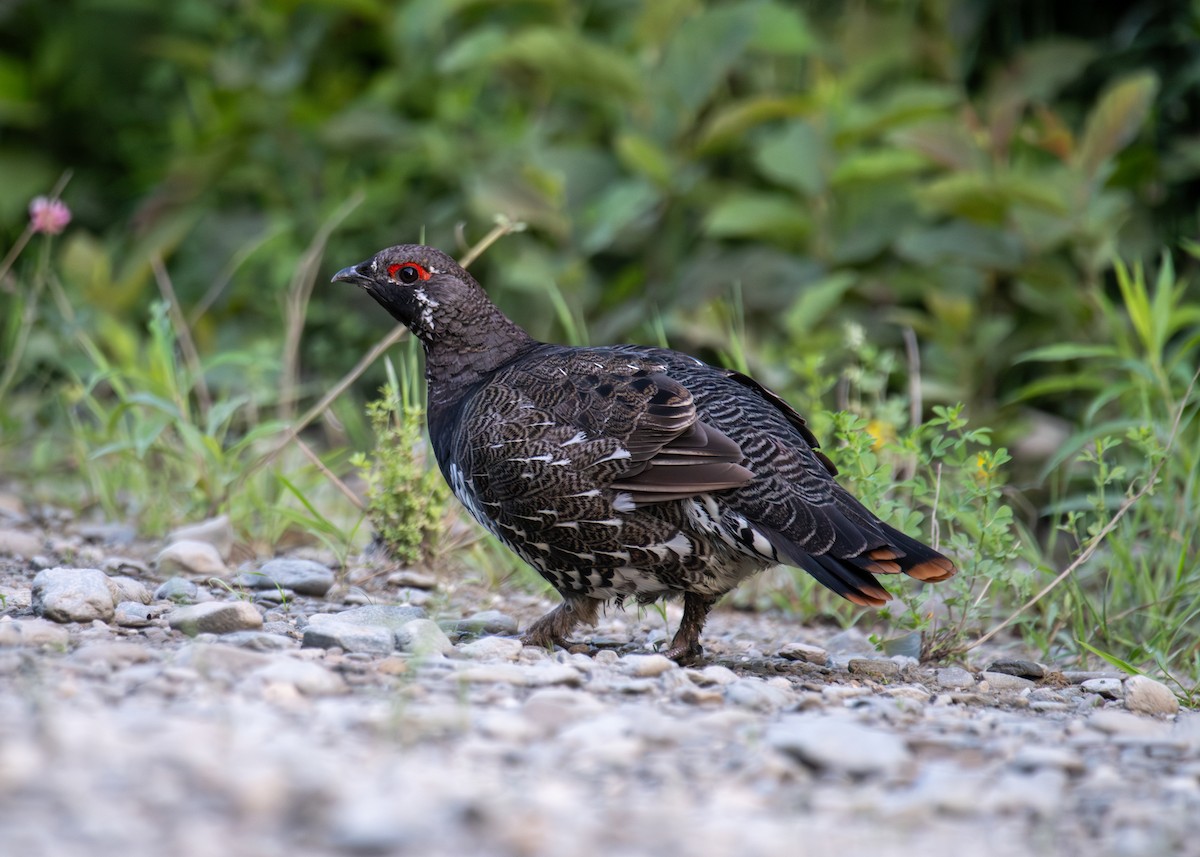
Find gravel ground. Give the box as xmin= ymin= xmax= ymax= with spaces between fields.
xmin=0 ymin=508 xmax=1195 ymax=857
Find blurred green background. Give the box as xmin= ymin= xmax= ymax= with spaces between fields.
xmin=2 ymin=0 xmax=1200 ymax=676
xmin=4 ymin=0 xmax=1196 ymax=404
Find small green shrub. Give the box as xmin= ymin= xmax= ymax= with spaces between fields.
xmin=351 ymin=352 xmax=449 ymax=567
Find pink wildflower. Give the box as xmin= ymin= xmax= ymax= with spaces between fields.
xmin=29 ymin=196 xmax=71 ymax=235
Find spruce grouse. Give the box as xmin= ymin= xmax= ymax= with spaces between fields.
xmin=334 ymin=245 xmax=956 ymax=661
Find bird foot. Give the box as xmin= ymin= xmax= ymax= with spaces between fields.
xmin=659 ymin=640 xmax=705 ymax=665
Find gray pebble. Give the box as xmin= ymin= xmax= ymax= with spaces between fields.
xmin=155 ymin=539 xmax=227 ymax=575
xmin=302 ymin=620 xmax=394 ymax=655
xmin=725 ymin=677 xmax=793 ymax=712
xmin=1011 ymin=745 xmax=1085 ymax=774
xmin=457 ymin=663 xmax=530 ymax=685
xmin=1124 ymin=675 xmax=1179 ymax=716
xmin=76 ymin=522 xmax=137 ymax=545
xmin=168 ymin=515 xmax=234 ymax=559
xmin=1062 ymin=670 xmax=1124 ymax=684
xmin=249 ymin=658 xmax=346 ymax=696
xmin=777 ymin=642 xmax=829 ymax=665
xmin=168 ymin=601 xmax=263 ymax=636
xmin=153 ymin=577 xmax=202 ymax=603
xmin=521 ymin=688 xmax=609 ymax=733
xmin=1081 ymin=677 xmax=1124 ymax=699
xmin=100 ymin=557 xmax=151 ymax=576
xmin=440 ymin=610 xmax=519 ymax=637
xmin=174 ymin=642 xmax=272 ymax=677
xmin=394 ymin=619 xmax=454 ymax=656
xmin=458 ymin=636 xmax=524 ymax=661
xmin=107 ymin=575 xmax=151 ymax=605
xmin=823 ymin=628 xmax=876 ymax=656
xmin=309 ymin=605 xmax=426 ymax=632
xmin=32 ymin=567 xmax=116 ymax=623
xmin=987 ymin=657 xmax=1048 ymax=679
xmin=694 ymin=665 xmax=739 ymax=686
xmin=620 ymin=654 xmax=676 ymax=677
xmin=848 ymin=658 xmax=901 ymax=681
xmin=980 ymin=670 xmax=1036 ymax=693
xmin=220 ymin=631 xmax=294 ymax=651
xmin=769 ymin=714 xmax=910 ymax=777
xmin=113 ymin=601 xmax=158 ymax=628
xmin=0 ymin=617 xmax=70 ymax=649
xmin=385 ymin=569 xmax=437 ymax=589
xmin=937 ymin=666 xmax=976 ymax=689
xmin=236 ymin=558 xmax=335 ymax=597
xmin=0 ymin=528 xmax=41 ymax=558
xmin=1089 ymin=709 xmax=1173 ymax=737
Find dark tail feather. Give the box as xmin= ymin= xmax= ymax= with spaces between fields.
xmin=874 ymin=522 xmax=957 ymax=582
xmin=764 ymin=520 xmax=955 ymax=605
xmin=794 ymin=552 xmax=893 ymax=607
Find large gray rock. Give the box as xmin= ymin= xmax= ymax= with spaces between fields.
xmin=168 ymin=601 xmax=263 ymax=636
xmin=236 ymin=558 xmax=335 ymax=597
xmin=32 ymin=567 xmax=116 ymax=623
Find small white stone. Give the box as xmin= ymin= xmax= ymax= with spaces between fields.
xmin=168 ymin=515 xmax=234 ymax=559
xmin=1080 ymin=677 xmax=1124 ymax=699
xmin=155 ymin=540 xmax=228 ymax=576
xmin=620 ymin=654 xmax=676 ymax=677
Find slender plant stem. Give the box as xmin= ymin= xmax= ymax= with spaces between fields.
xmin=296 ymin=437 xmax=364 ymax=510
xmin=279 ymin=192 xmax=365 ymax=422
xmin=152 ymin=254 xmax=212 ymax=419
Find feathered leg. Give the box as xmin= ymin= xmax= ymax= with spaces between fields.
xmin=521 ymin=596 xmax=600 ymax=651
xmin=661 ymin=592 xmax=718 ymax=663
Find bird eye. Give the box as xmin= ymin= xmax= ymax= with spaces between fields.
xmin=386 ymin=262 xmax=428 ymax=284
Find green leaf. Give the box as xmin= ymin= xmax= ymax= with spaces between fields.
xmin=832 ymin=149 xmax=930 ymax=186
xmin=754 ymin=120 xmax=825 ymax=196
xmin=656 ymin=5 xmax=757 ymax=123
xmin=1077 ymin=640 xmax=1143 ymax=676
xmin=1077 ymin=72 xmax=1159 ymax=179
xmin=1017 ymin=343 xmax=1120 ymax=363
xmin=702 ymin=192 xmax=810 ymax=241
xmin=784 ymin=272 xmax=857 ymax=336
xmin=748 ymin=2 xmax=814 ymax=56
xmin=695 ymin=95 xmax=811 ymax=153
xmin=615 ymin=134 xmax=673 ymax=188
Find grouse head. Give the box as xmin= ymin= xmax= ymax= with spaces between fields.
xmin=333 ymin=244 xmax=482 ymax=343
xmin=332 ymin=243 xmax=537 ymax=406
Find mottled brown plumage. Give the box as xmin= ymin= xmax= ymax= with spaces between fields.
xmin=333 ymin=245 xmax=956 ymax=661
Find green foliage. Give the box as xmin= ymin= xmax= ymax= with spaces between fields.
xmin=1017 ymin=249 xmax=1200 ymax=689
xmin=351 ymin=351 xmax=450 ymax=567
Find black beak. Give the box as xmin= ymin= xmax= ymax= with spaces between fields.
xmin=332 ymin=263 xmax=368 ymax=285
